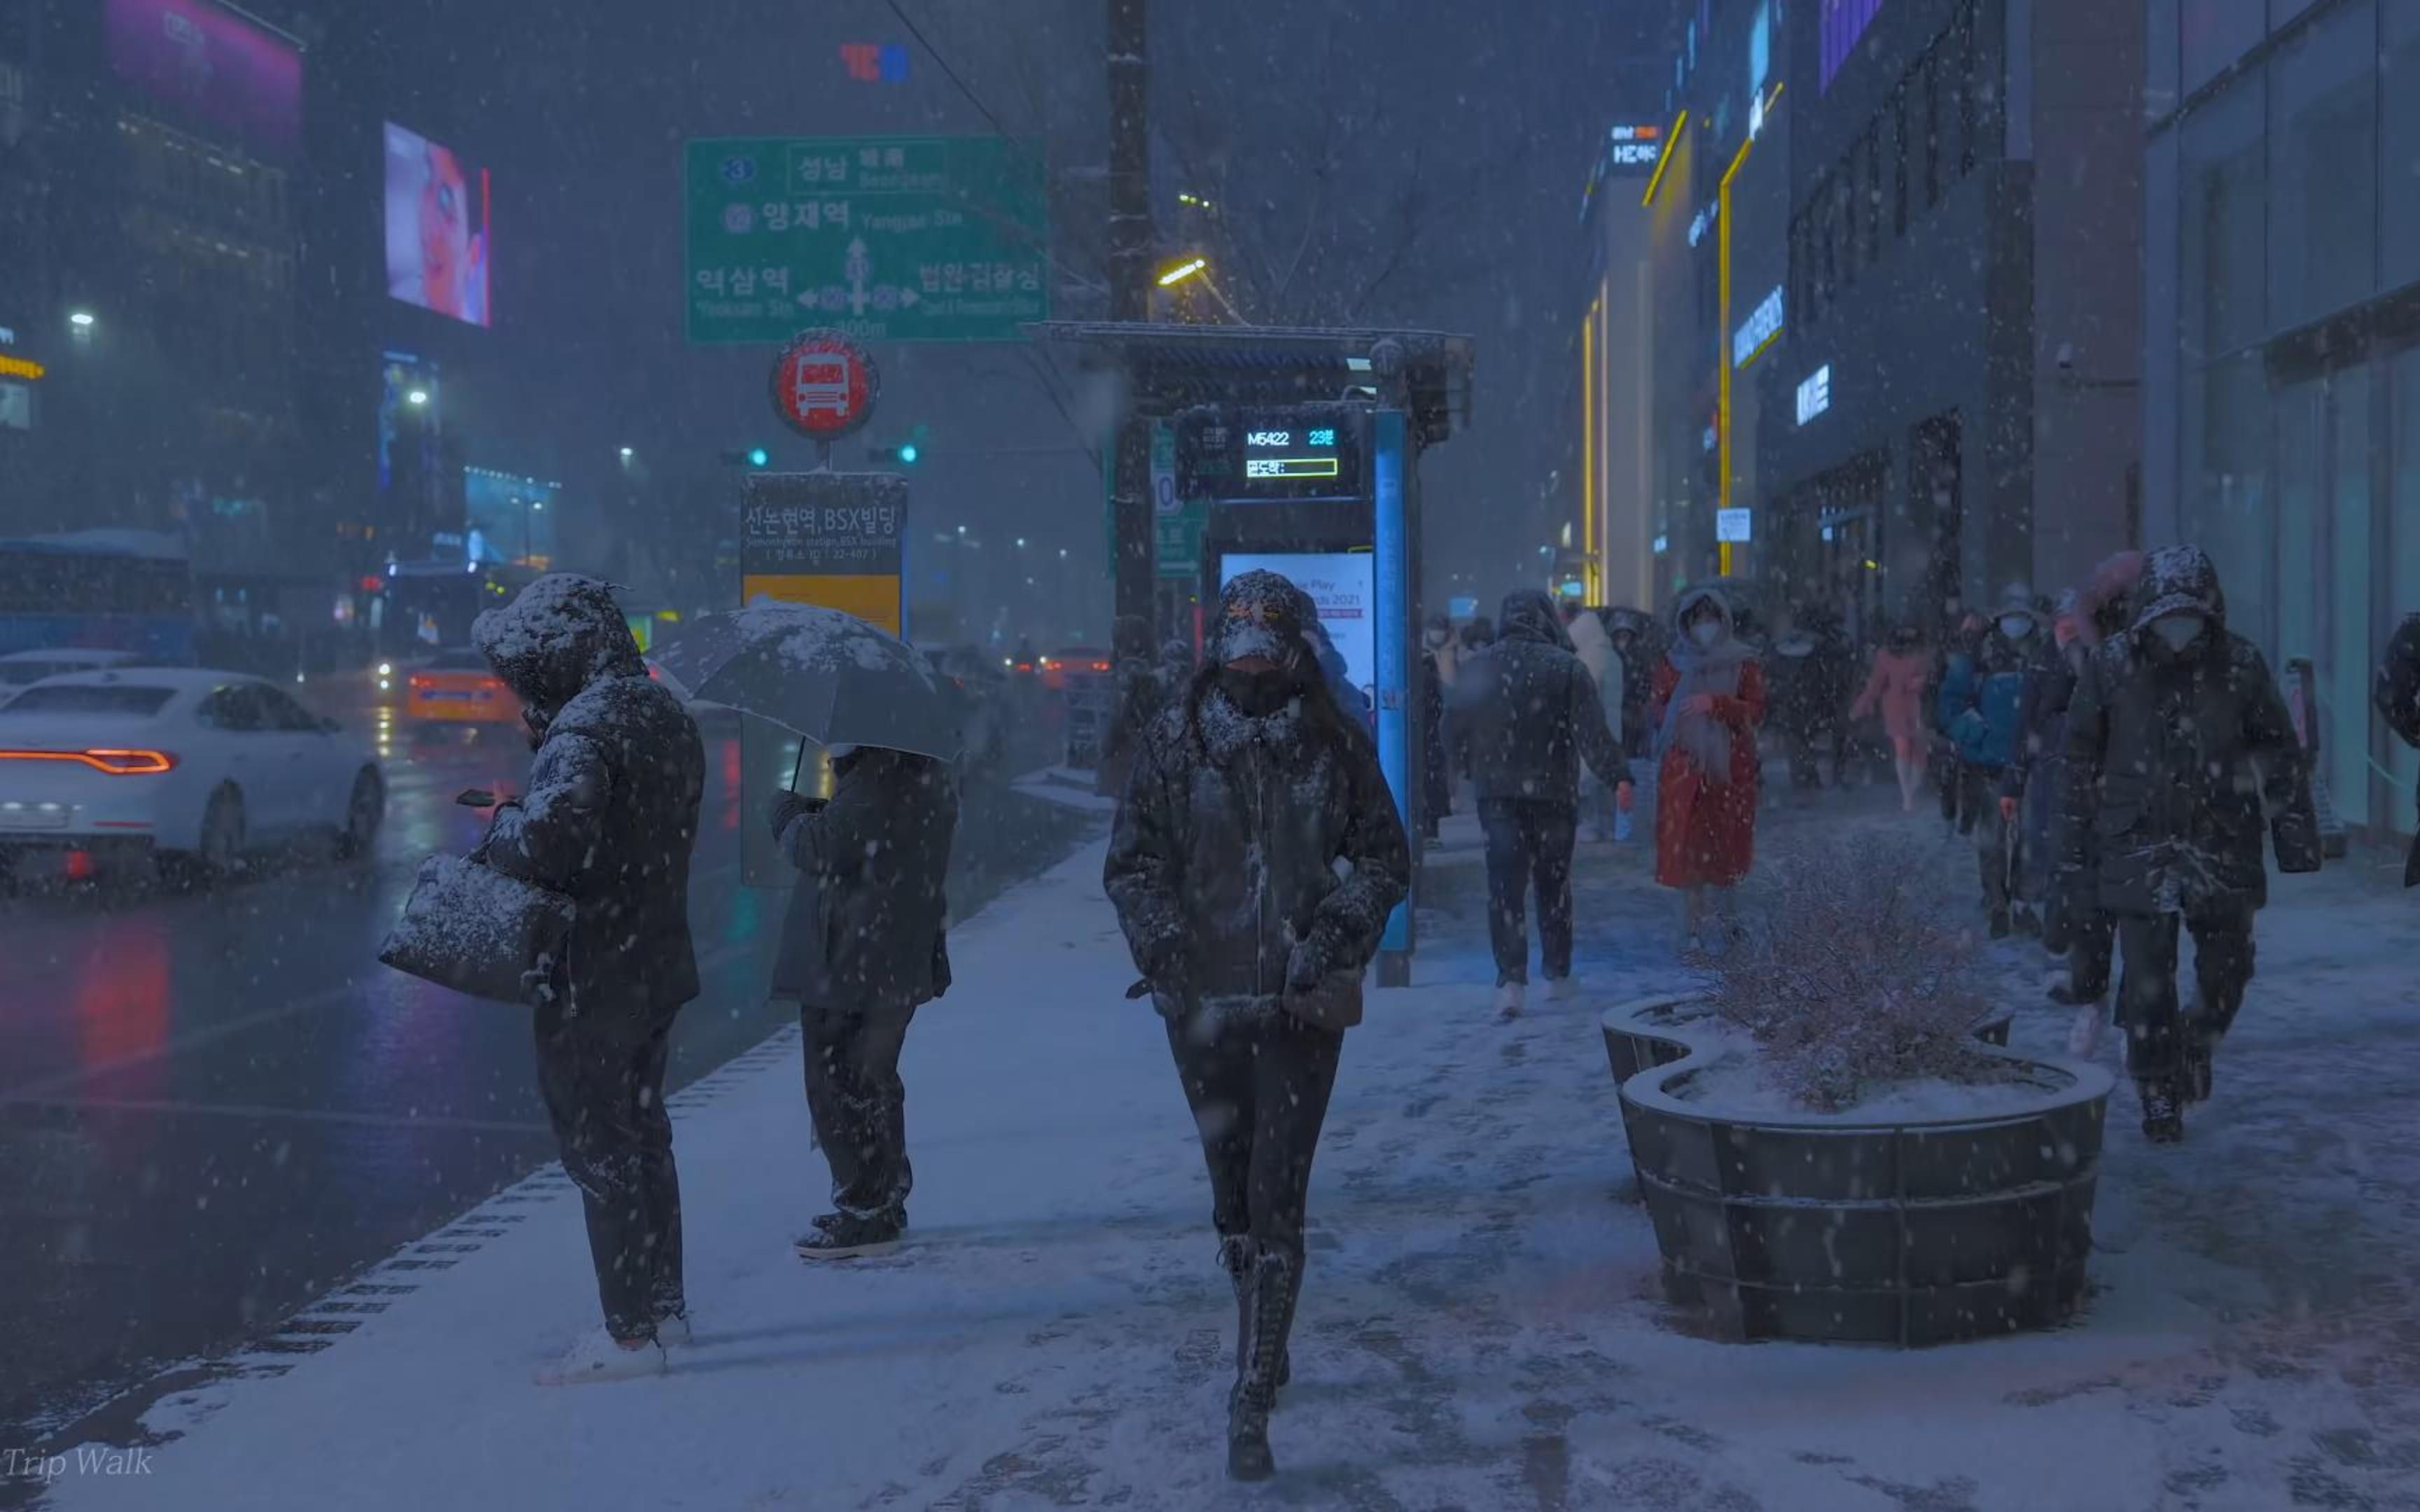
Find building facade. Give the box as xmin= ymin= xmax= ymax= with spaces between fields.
xmin=1753 ymin=0 xmax=2142 ymax=642
xmin=2142 ymin=0 xmax=2420 ymax=841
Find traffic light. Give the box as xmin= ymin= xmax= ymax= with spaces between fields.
xmin=716 ymin=447 xmax=772 ymax=468
xmin=869 ymin=442 xmax=920 ymax=465
xmin=748 ymin=447 xmax=770 ymax=468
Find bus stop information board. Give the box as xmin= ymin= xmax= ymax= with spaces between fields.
xmin=740 ymin=472 xmax=907 ymax=635
xmin=686 ymin=135 xmax=1048 ymax=344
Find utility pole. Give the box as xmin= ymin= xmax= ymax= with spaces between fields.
xmin=1106 ymin=0 xmax=1155 ymax=655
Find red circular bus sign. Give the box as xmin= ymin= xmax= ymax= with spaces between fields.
xmin=769 ymin=329 xmax=879 ymax=440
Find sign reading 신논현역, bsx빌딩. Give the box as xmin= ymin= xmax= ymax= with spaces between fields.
xmin=740 ymin=472 xmax=906 ymax=636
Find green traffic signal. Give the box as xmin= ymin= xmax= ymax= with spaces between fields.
xmin=897 ymin=442 xmax=919 ymax=464
xmin=747 ymin=447 xmax=770 ymax=468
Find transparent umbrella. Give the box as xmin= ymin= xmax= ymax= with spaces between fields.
xmin=645 ymin=601 xmax=961 ymax=762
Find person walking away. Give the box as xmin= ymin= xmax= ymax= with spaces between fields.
xmin=472 ymin=575 xmax=705 ymax=1385
xmin=1604 ymin=608 xmax=1657 ymax=761
xmin=1940 ymin=587 xmax=2044 ymax=938
xmin=2000 ymin=592 xmax=2087 ymax=955
xmin=2375 ymin=611 xmax=2420 ymax=887
xmin=1651 ymin=589 xmax=1765 ymax=955
xmin=1769 ymin=608 xmax=1830 ymax=802
xmin=1451 ymin=589 xmax=1634 ymax=1016
xmin=1850 ymin=620 xmax=1932 ymax=811
xmin=1419 ymin=615 xmax=1453 ymax=841
xmin=1932 ymin=611 xmax=1985 ymax=834
xmin=1104 ymin=570 xmax=1409 ymax=1481
xmin=2045 ymin=552 xmax=2146 ymax=1026
xmin=768 ymin=743 xmax=957 ymax=1259
xmin=1566 ymin=606 xmax=1628 ymax=841
xmin=2061 ymin=545 xmax=2319 ymax=1142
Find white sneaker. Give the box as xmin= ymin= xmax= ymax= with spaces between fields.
xmin=655 ymin=1310 xmax=694 ymax=1348
xmin=1494 ymin=983 xmax=1526 ymax=1020
xmin=1545 ymin=976 xmax=1578 ymax=1002
xmin=534 ymin=1327 xmax=669 ymax=1385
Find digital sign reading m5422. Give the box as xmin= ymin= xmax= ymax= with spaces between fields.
xmin=1244 ymin=425 xmax=1342 ymax=481
xmin=1176 ymin=408 xmax=1362 ymax=500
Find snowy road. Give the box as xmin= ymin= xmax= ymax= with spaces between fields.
xmin=11 ymin=793 xmax=2416 ymax=1511
xmin=0 ymin=714 xmax=1095 ymax=1443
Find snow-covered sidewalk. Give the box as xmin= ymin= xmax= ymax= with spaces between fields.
xmin=28 ymin=804 xmax=2420 ymax=1511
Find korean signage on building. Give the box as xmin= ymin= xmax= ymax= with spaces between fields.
xmin=1732 ymin=285 xmax=1784 ymax=368
xmin=686 ymin=135 xmax=1049 ymax=344
xmin=1604 ymin=122 xmax=1665 ymax=174
xmin=1795 ymin=363 xmax=1833 ymax=426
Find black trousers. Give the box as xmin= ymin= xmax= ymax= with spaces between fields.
xmin=1479 ymin=798 xmax=1578 ymax=986
xmin=534 ymin=1000 xmax=686 ymax=1343
xmin=1166 ymin=1006 xmax=1342 ymax=1266
xmin=2068 ymin=908 xmax=2117 ymax=999
xmin=799 ymin=999 xmax=918 ymax=1223
xmin=2115 ymin=908 xmax=2255 ymax=1081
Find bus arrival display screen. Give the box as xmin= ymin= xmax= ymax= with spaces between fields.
xmin=1243 ymin=424 xmax=1341 ymax=481
xmin=1179 ymin=408 xmax=1357 ymax=500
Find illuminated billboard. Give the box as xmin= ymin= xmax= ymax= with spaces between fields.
xmin=464 ymin=468 xmax=558 ymax=570
xmin=106 ymin=0 xmax=301 ymax=163
xmin=385 ymin=122 xmax=492 ymax=328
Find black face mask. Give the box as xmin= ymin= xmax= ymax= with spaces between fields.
xmin=1219 ymin=662 xmax=1298 ymax=718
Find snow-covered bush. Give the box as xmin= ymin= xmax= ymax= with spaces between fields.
xmin=1708 ymin=834 xmax=1997 ymax=1112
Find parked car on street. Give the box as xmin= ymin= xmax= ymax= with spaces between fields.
xmin=0 ymin=668 xmax=384 ymax=886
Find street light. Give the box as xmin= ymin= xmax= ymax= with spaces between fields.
xmin=618 ymin=446 xmax=634 ymax=461
xmin=1015 ymin=537 xmax=1027 ymax=549
xmin=67 ymin=309 xmax=95 ymax=330
xmin=406 ymin=388 xmax=429 ymax=407
xmin=1155 ymin=255 xmax=1245 ymax=322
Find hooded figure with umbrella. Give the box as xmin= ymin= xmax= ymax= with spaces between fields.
xmin=1104 ymin=570 xmax=1409 ymax=1481
xmin=649 ymin=603 xmax=960 ymax=1259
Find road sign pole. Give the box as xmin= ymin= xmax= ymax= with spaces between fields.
xmin=1106 ymin=0 xmax=1155 ymax=662
xmin=816 ymin=440 xmax=833 ymax=472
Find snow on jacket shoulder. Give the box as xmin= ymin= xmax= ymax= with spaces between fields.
xmin=1450 ymin=591 xmax=1631 ymax=804
xmin=772 ymin=748 xmax=957 ymax=1009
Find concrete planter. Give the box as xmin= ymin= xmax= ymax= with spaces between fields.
xmin=1601 ymin=995 xmax=2114 ymax=1347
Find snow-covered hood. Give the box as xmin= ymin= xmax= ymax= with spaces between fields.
xmin=1206 ymin=569 xmax=1317 ymax=667
xmin=472 ymin=573 xmax=646 ymax=718
xmin=1498 ymin=589 xmax=1573 ymax=652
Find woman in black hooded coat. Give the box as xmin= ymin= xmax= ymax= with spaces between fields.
xmin=1104 ymin=569 xmax=1410 ymax=1481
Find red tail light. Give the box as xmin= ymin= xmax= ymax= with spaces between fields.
xmin=1090 ymin=660 xmax=1111 ymax=673
xmin=0 ymin=748 xmax=179 ymax=775
xmin=409 ymin=674 xmax=435 ymax=692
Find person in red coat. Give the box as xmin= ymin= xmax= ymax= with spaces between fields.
xmin=1650 ymin=588 xmax=1767 ymax=953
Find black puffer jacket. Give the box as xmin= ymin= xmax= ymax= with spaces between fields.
xmin=2060 ymin=546 xmax=2321 ymax=916
xmin=1104 ymin=571 xmax=1409 ymax=1025
xmin=772 ymin=748 xmax=956 ymax=1009
xmin=475 ymin=575 xmax=705 ymax=1018
xmin=2375 ymin=611 xmax=2420 ymax=885
xmin=1449 ymin=589 xmax=1631 ymax=805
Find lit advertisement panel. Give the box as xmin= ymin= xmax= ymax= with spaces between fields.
xmin=105 ymin=0 xmax=301 ymax=163
xmin=385 ymin=122 xmax=493 ymax=328
xmin=464 ymin=468 xmax=558 ymax=570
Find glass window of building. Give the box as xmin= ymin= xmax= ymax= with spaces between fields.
xmin=2381 ymin=0 xmax=2420 ymax=290
xmin=2268 ymin=1 xmax=2377 ymax=333
xmin=2179 ymin=74 xmax=2265 ymax=360
xmin=2183 ymin=353 xmax=2275 ymax=652
xmin=2182 ymin=0 xmax=2264 ymax=94
xmin=2149 ymin=0 xmax=2181 ymax=116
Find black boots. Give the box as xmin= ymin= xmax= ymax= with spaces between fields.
xmin=2181 ymin=1037 xmax=2215 ymax=1105
xmin=1225 ymin=1242 xmax=1300 ymax=1482
xmin=2137 ymin=1076 xmax=2184 ymax=1143
xmin=1218 ymin=1236 xmax=1289 ymax=1389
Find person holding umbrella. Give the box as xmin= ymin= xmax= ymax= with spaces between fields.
xmin=1104 ymin=570 xmax=1409 ymax=1481
xmin=646 ymin=603 xmax=964 ymax=1258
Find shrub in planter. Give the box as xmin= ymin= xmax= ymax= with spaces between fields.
xmin=1601 ymin=834 xmax=2115 ymax=1346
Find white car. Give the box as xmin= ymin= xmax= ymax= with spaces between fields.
xmin=0 ymin=648 xmax=148 ymax=702
xmin=0 ymin=668 xmax=385 ymax=882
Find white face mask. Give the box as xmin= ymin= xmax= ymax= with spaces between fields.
xmin=1999 ymin=615 xmax=2034 ymax=639
xmin=1690 ymin=621 xmax=1724 ymax=649
xmin=2153 ymin=615 xmax=2204 ymax=652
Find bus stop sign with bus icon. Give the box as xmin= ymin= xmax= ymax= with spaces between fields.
xmin=770 ymin=328 xmax=878 ymax=441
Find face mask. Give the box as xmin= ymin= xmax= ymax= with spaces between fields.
xmin=1220 ymin=662 xmax=1297 ymax=718
xmin=2152 ymin=615 xmax=2204 ymax=653
xmin=1690 ymin=621 xmax=1723 ymax=649
xmin=1999 ymin=615 xmax=2034 ymax=640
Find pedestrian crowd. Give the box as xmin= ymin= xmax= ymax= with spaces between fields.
xmin=379 ymin=549 xmax=2420 ymax=1483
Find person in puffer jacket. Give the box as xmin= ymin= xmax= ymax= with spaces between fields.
xmin=1939 ymin=584 xmax=2046 ymax=937
xmin=2062 ymin=545 xmax=2319 ymax=1143
xmin=1104 ymin=569 xmax=1408 ymax=1483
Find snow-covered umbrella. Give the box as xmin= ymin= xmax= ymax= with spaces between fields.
xmin=646 ymin=601 xmax=961 ymax=761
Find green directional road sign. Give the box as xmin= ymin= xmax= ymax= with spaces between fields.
xmin=686 ymin=136 xmax=1049 ymax=344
